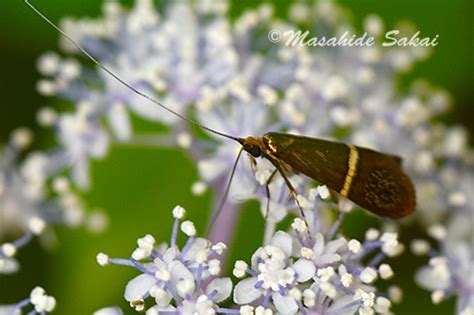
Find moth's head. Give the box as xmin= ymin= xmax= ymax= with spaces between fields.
xmin=241 ymin=137 xmax=264 ymax=158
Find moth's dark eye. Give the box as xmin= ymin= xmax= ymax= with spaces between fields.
xmin=248 ymin=145 xmax=263 ymax=157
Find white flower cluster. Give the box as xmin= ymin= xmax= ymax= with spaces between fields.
xmin=232 ymin=218 xmax=402 ymax=315
xmin=96 ymin=206 xmax=234 ymax=314
xmin=95 ymin=205 xmax=403 ymax=314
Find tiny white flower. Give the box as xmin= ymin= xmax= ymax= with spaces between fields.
xmin=30 ymin=287 xmax=46 ymax=301
xmin=380 ymin=232 xmax=400 ymax=256
xmin=317 ymin=266 xmax=335 ymax=282
xmin=240 ymin=305 xmax=254 ymax=315
xmin=11 ymin=127 xmax=33 ymax=149
xmin=37 ymin=107 xmax=58 ymax=126
xmin=181 ymin=220 xmax=196 ymax=236
xmin=191 ymin=181 xmax=207 ymax=196
xmin=37 ymin=52 xmax=60 ymax=75
xmin=341 ymin=272 xmax=353 ymax=288
xmin=96 ymin=253 xmax=109 ymax=266
xmin=410 ymin=239 xmax=431 ymax=256
xmin=208 ymin=259 xmax=221 ymax=275
xmin=365 ymin=228 xmax=380 ymax=240
xmin=177 ymin=132 xmax=192 ymax=148
xmin=289 ymin=288 xmax=302 ymax=301
xmin=28 ymin=216 xmax=46 ymax=235
xmin=233 ymin=260 xmax=248 ymax=278
xmin=255 ymin=306 xmax=273 ymax=315
xmin=196 ymin=250 xmax=208 ymax=264
xmin=34 ymin=295 xmax=57 ymax=312
xmin=427 ymin=224 xmax=447 ymax=240
xmin=431 ymin=290 xmax=445 ymax=304
xmin=132 ymin=234 xmax=155 ymax=260
xmin=348 ymin=239 xmax=362 ymax=254
xmin=448 ymin=191 xmax=467 ymax=207
xmin=52 ymin=176 xmax=70 ymax=193
xmin=317 ymin=185 xmax=330 ymax=199
xmin=374 ymin=296 xmax=391 ymax=313
xmin=353 ymin=288 xmax=375 ymax=308
xmin=360 ymin=267 xmax=378 ymax=284
xmin=387 ymin=285 xmax=403 ymax=304
xmin=300 ymin=247 xmax=314 ymax=259
xmin=291 ymin=218 xmax=307 ymax=233
xmin=30 ymin=287 xmax=56 ymax=312
xmin=319 ymin=281 xmax=336 ymax=298
xmin=172 ymin=205 xmax=186 ymax=219
xmin=378 ymin=264 xmax=394 ymax=279
xmin=1 ymin=243 xmax=16 ymax=257
xmin=258 ymin=85 xmax=278 ymax=106
xmin=211 ymin=242 xmax=227 ymax=255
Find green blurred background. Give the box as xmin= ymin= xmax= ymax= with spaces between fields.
xmin=0 ymin=0 xmax=472 ymax=314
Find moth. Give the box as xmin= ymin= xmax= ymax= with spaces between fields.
xmin=26 ymin=0 xmax=416 ymax=224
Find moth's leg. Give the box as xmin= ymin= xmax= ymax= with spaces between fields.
xmin=265 ymin=156 xmax=309 ymax=225
xmin=206 ymin=147 xmax=244 ymax=237
xmin=248 ymin=156 xmax=261 ymax=193
xmin=263 ymin=169 xmax=278 ymax=221
xmin=328 ymin=189 xmax=346 ymax=237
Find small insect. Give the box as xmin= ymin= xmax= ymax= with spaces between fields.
xmin=25 ymin=1 xmax=416 ymax=226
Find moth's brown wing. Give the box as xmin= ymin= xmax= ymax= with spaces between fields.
xmin=347 ymin=146 xmax=416 ymax=218
xmin=263 ymin=132 xmax=416 ymax=218
xmin=263 ymin=132 xmax=351 ymax=193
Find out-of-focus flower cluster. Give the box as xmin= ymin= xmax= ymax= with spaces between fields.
xmin=0 ymin=126 xmax=108 ymax=275
xmin=0 ymin=287 xmax=56 ymax=314
xmin=1 ymin=0 xmax=472 ymax=313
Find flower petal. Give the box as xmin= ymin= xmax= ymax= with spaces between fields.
xmin=325 ymin=237 xmax=347 ymax=254
xmin=271 ymin=231 xmax=293 ymax=257
xmin=415 ymin=266 xmax=450 ymax=291
xmin=312 ymin=233 xmax=325 ymax=256
xmin=146 ymin=305 xmax=176 ymax=315
xmin=206 ymin=277 xmax=232 ymax=302
xmin=293 ymin=259 xmax=316 ymax=282
xmin=233 ymin=278 xmax=262 ymax=304
xmin=93 ymin=306 xmax=124 ymax=315
xmin=0 ymin=257 xmax=19 ymax=274
xmin=272 ymin=293 xmax=298 ymax=315
xmin=107 ymin=105 xmax=131 ymax=141
xmin=124 ymin=274 xmax=156 ymax=301
xmin=326 ymin=295 xmax=360 ymax=315
xmin=182 ymin=238 xmax=208 ymax=262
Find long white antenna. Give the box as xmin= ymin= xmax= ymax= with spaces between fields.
xmin=24 ymin=0 xmax=242 ymax=143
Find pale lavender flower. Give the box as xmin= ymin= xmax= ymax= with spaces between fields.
xmin=232 ymin=189 xmax=403 ymax=315
xmin=0 ymin=287 xmax=56 ymax=314
xmin=96 ymin=206 xmax=235 ymax=314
